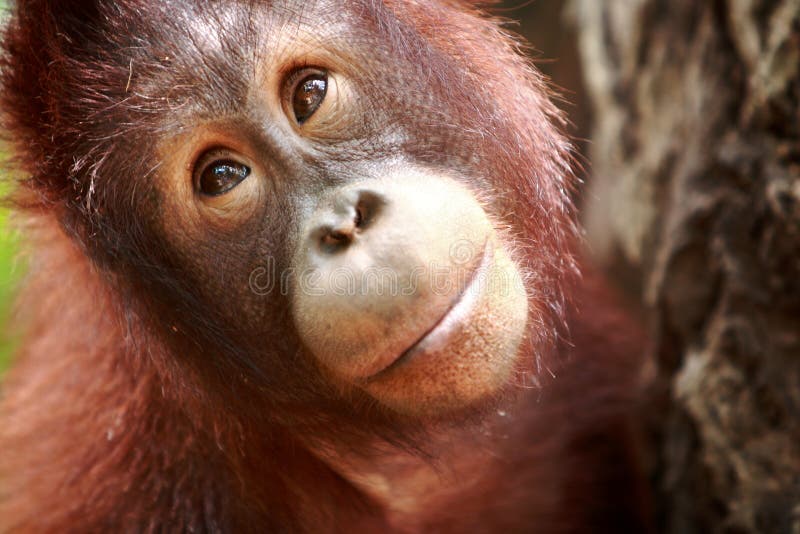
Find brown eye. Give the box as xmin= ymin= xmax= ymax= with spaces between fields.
xmin=292 ymin=71 xmax=328 ymax=124
xmin=198 ymin=159 xmax=251 ymax=196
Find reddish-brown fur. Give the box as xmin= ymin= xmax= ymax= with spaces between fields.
xmin=0 ymin=1 xmax=651 ymax=532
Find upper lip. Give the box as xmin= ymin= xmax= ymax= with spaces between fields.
xmin=366 ymin=240 xmax=492 ymax=381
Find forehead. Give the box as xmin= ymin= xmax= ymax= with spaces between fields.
xmin=177 ymin=0 xmax=360 ymax=49
xmin=133 ymin=0 xmax=384 ymax=116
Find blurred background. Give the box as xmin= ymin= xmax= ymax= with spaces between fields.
xmin=0 ymin=206 xmax=19 ymax=373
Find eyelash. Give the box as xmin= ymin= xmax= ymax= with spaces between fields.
xmin=194 ymin=147 xmax=235 ymax=175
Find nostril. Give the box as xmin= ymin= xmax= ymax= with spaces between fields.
xmin=312 ymin=188 xmax=387 ymax=255
xmin=354 ymin=206 xmax=364 ymax=229
xmin=353 ymin=190 xmax=384 ymax=230
xmin=319 ymin=225 xmax=354 ymax=254
xmin=322 ymin=228 xmax=352 ymax=246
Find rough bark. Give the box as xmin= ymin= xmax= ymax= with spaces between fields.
xmin=571 ymin=1 xmax=800 ymax=533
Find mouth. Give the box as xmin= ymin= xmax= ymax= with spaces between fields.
xmin=366 ymin=241 xmax=493 ymax=381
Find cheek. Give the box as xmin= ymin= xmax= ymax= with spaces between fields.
xmin=152 ymin=183 xmax=284 ymax=336
xmin=170 ymin=231 xmax=264 ymax=323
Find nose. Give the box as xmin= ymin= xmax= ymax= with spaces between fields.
xmin=310 ymin=189 xmax=386 ymax=254
xmin=292 ymin=174 xmax=496 ymax=380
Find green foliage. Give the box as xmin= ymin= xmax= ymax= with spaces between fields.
xmin=0 ymin=207 xmax=20 ymax=374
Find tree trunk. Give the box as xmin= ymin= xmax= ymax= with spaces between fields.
xmin=571 ymin=1 xmax=800 ymax=533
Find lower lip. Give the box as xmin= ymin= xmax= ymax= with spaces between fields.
xmin=366 ymin=242 xmax=493 ymax=380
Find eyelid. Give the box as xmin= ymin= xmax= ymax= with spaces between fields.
xmin=194 ymin=147 xmax=239 ymax=173
xmin=193 ymin=147 xmax=240 ymax=180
